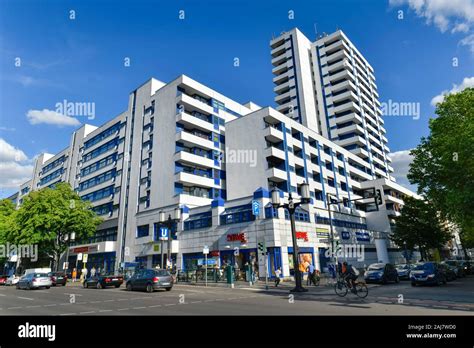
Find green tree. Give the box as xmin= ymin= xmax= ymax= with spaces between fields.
xmin=0 ymin=199 xmax=16 ymax=268
xmin=408 ymin=88 xmax=474 ymax=249
xmin=11 ymin=183 xmax=102 ymax=270
xmin=391 ymin=196 xmax=452 ymax=261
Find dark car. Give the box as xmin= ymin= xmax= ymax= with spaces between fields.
xmin=458 ymin=261 xmax=472 ymax=275
xmin=410 ymin=262 xmax=447 ymax=286
xmin=126 ymin=269 xmax=173 ymax=293
xmin=83 ymin=274 xmax=124 ymax=289
xmin=395 ymin=264 xmax=413 ymax=280
xmin=439 ymin=263 xmax=456 ymax=281
xmin=48 ymin=272 xmax=67 ymax=286
xmin=364 ymin=263 xmax=399 ymax=284
xmin=443 ymin=260 xmax=465 ymax=278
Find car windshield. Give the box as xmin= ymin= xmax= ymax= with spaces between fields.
xmin=34 ymin=273 xmax=48 ymax=277
xmin=413 ymin=263 xmax=433 ymax=271
xmin=396 ymin=264 xmax=408 ymax=269
xmin=156 ymin=270 xmax=170 ymax=276
xmin=445 ymin=261 xmax=457 ymax=266
xmin=368 ymin=264 xmax=384 ymax=271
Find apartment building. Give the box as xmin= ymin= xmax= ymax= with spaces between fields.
xmin=9 ymin=28 xmax=419 ymax=275
xmin=270 ymin=28 xmax=393 ymax=180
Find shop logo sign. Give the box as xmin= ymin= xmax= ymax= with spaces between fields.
xmin=226 ymin=233 xmax=247 ymax=243
xmin=296 ymin=232 xmax=308 ymax=242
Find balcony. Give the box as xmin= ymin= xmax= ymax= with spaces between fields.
xmin=273 ymin=80 xmax=291 ymax=95
xmin=332 ymin=100 xmax=360 ymax=115
xmin=275 ymin=90 xmax=293 ymax=104
xmin=273 ymin=70 xmax=291 ymax=85
xmin=271 ymin=52 xmax=288 ymax=66
xmin=272 ymin=61 xmax=290 ymax=75
xmin=175 ymin=171 xmax=217 ymax=189
xmin=174 ymin=151 xmax=215 ymax=169
xmin=264 ymin=125 xmax=284 ymax=143
xmin=265 ymin=146 xmax=286 ymax=161
xmin=348 ymin=146 xmax=369 ymax=159
xmin=176 ymin=112 xmax=214 ymax=133
xmin=177 ymin=93 xmax=213 ymax=115
xmin=266 ymin=167 xmax=287 ymax=182
xmin=176 ymin=130 xmax=214 ymax=150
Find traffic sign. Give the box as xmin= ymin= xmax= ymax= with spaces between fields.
xmin=77 ymin=253 xmax=83 ymax=261
xmin=159 ymin=227 xmax=169 ymax=240
xmin=252 ymin=200 xmax=260 ymax=216
xmin=203 ymin=245 xmax=209 ymax=255
xmin=82 ymin=253 xmax=88 ymax=263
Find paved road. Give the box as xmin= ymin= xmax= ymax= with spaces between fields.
xmin=0 ymin=277 xmax=472 ymax=316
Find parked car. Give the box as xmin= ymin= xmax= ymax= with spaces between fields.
xmin=83 ymin=274 xmax=124 ymax=289
xmin=439 ymin=263 xmax=456 ymax=281
xmin=126 ymin=269 xmax=173 ymax=292
xmin=364 ymin=263 xmax=399 ymax=284
xmin=458 ymin=260 xmax=472 ymax=275
xmin=16 ymin=273 xmax=52 ymax=290
xmin=48 ymin=272 xmax=67 ymax=286
xmin=443 ymin=260 xmax=465 ymax=278
xmin=410 ymin=262 xmax=447 ymax=286
xmin=6 ymin=275 xmax=20 ymax=286
xmin=395 ymin=264 xmax=413 ymax=280
xmin=0 ymin=275 xmax=8 ymax=285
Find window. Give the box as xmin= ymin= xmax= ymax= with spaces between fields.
xmin=42 ymin=156 xmax=66 ymax=174
xmin=284 ymin=207 xmax=310 ymax=222
xmin=80 ymin=185 xmax=114 ymax=202
xmin=220 ymin=204 xmax=255 ymax=225
xmin=82 ymin=138 xmax=120 ymax=163
xmin=184 ymin=212 xmax=212 ymax=230
xmin=136 ymin=225 xmax=149 ymax=238
xmin=78 ymin=169 xmax=116 ymax=191
xmin=92 ymin=202 xmax=113 ymax=216
xmin=84 ymin=123 xmax=121 ymax=149
xmin=81 ymin=153 xmax=116 ymax=177
xmin=39 ymin=168 xmax=63 ymax=186
xmin=265 ymin=205 xmax=278 ymax=219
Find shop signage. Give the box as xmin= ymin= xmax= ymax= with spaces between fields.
xmin=203 ymin=246 xmax=209 ymax=255
xmin=153 ymin=244 xmax=161 ymax=253
xmin=296 ymin=232 xmax=308 ymax=242
xmin=210 ymin=250 xmax=220 ymax=257
xmin=198 ymin=258 xmax=217 ymax=266
xmin=226 ymin=233 xmax=247 ymax=243
xmin=315 ymin=228 xmax=328 ymax=233
xmin=341 ymin=231 xmax=351 ymax=240
xmin=316 ymin=231 xmax=329 ymax=237
xmin=356 ymin=232 xmax=370 ymax=242
xmin=72 ymin=245 xmax=98 ymax=253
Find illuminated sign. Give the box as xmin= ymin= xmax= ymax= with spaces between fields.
xmin=296 ymin=232 xmax=309 ymax=242
xmin=226 ymin=233 xmax=247 ymax=243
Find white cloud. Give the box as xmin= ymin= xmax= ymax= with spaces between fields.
xmin=0 ymin=126 xmax=16 ymax=132
xmin=390 ymin=149 xmax=418 ymax=191
xmin=459 ymin=33 xmax=474 ymax=52
xmin=26 ymin=109 xmax=81 ymax=127
xmin=390 ymin=0 xmax=474 ymax=53
xmin=0 ymin=138 xmax=27 ymax=162
xmin=430 ymin=76 xmax=474 ymax=106
xmin=0 ymin=138 xmax=33 ymax=190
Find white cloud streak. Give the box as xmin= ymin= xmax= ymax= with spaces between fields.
xmin=431 ymin=76 xmax=474 ymax=106
xmin=26 ymin=109 xmax=81 ymax=127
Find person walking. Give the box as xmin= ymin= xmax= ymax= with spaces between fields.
xmin=306 ymin=263 xmax=315 ymax=286
xmin=72 ymin=268 xmax=77 ymax=282
xmin=91 ymin=266 xmax=96 ymax=278
xmin=274 ymin=268 xmax=281 ymax=287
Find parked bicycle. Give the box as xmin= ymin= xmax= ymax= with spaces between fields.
xmin=334 ymin=277 xmax=368 ymax=298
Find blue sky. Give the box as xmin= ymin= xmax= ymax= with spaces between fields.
xmin=1 ymin=0 xmax=473 ymax=197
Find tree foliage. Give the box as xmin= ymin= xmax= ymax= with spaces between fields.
xmin=10 ymin=183 xmax=102 ymax=270
xmin=391 ymin=196 xmax=452 ymax=261
xmin=408 ymin=88 xmax=474 ymax=247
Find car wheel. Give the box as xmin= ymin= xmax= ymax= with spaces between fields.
xmin=96 ymin=282 xmax=103 ymax=289
xmin=46 ymin=286 xmax=50 ymax=289
xmin=165 ymin=287 xmax=172 ymax=291
xmin=381 ymin=277 xmax=387 ymax=285
xmin=411 ymin=282 xmax=416 ymax=287
xmin=126 ymin=283 xmax=133 ymax=291
xmin=26 ymin=283 xmax=31 ymax=290
xmin=115 ymin=284 xmax=120 ymax=288
xmin=16 ymin=283 xmax=20 ymax=289
xmin=395 ymin=276 xmax=400 ymax=283
xmin=146 ymin=283 xmax=153 ymax=293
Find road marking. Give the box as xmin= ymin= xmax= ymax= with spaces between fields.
xmin=8 ymin=307 xmax=22 ymax=310
xmin=44 ymin=304 xmax=57 ymax=307
xmin=204 ymin=299 xmax=215 ymax=302
xmin=190 ymin=301 xmax=202 ymax=304
xmin=117 ymin=308 xmax=130 ymax=311
xmin=90 ymin=301 xmax=101 ymax=303
xmin=0 ymin=293 xmax=6 ymax=296
xmin=104 ymin=299 xmax=115 ymax=302
xmin=26 ymin=305 xmax=41 ymax=308
xmin=117 ymin=299 xmax=128 ymax=301
xmin=148 ymin=304 xmax=162 ymax=308
xmin=80 ymin=311 xmax=96 ymax=314
xmin=59 ymin=313 xmax=76 ymax=316
xmin=64 ymin=293 xmax=82 ymax=296
xmin=133 ymin=306 xmax=146 ymax=309
xmin=17 ymin=296 xmax=34 ymax=301
xmin=99 ymin=309 xmax=113 ymax=312
xmin=164 ymin=303 xmax=176 ymax=306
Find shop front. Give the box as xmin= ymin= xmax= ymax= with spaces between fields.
xmin=287 ymin=247 xmax=315 ymax=276
xmin=67 ymin=242 xmax=117 ymax=274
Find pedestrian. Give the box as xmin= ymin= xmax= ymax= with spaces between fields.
xmin=72 ymin=268 xmax=77 ymax=282
xmin=91 ymin=266 xmax=96 ymax=277
xmin=274 ymin=268 xmax=281 ymax=287
xmin=306 ymin=263 xmax=315 ymax=285
xmin=82 ymin=267 xmax=88 ymax=282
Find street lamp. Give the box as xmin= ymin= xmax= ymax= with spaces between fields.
xmin=270 ymin=182 xmax=310 ymax=293
xmin=159 ymin=207 xmax=182 ymax=270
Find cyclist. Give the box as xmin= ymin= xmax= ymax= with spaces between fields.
xmin=341 ymin=261 xmax=359 ymax=293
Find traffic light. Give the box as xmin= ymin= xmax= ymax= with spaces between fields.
xmin=375 ymin=189 xmax=383 ymax=206
xmin=258 ymin=242 xmax=266 ymax=255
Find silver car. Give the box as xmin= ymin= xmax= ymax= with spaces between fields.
xmin=16 ymin=273 xmax=52 ymax=290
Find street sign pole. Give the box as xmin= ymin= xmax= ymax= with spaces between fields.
xmin=203 ymin=246 xmax=209 ymax=287
xmin=205 ymin=253 xmax=207 ymax=287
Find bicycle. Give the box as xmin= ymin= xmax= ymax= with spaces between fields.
xmin=334 ymin=277 xmax=368 ymax=298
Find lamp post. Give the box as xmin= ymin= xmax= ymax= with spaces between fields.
xmin=159 ymin=207 xmax=182 ymax=270
xmin=270 ymin=182 xmax=310 ymax=293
